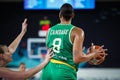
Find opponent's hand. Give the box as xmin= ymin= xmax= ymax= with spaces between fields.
xmin=21 ymin=18 xmax=28 ymax=33
xmin=44 ymin=49 xmax=53 ymax=63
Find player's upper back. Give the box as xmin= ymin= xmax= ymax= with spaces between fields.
xmin=47 ymin=23 xmax=74 ymax=50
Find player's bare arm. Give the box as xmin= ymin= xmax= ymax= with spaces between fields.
xmin=25 ymin=49 xmax=53 ymax=78
xmin=72 ymin=27 xmax=105 ymax=64
xmin=0 ymin=49 xmax=53 ymax=79
xmin=8 ymin=18 xmax=28 ymax=54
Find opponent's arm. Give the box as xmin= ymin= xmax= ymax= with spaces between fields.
xmin=24 ymin=49 xmax=52 ymax=78
xmin=0 ymin=49 xmax=52 ymax=79
xmin=0 ymin=61 xmax=48 ymax=79
xmin=0 ymin=67 xmax=25 ymax=79
xmin=8 ymin=18 xmax=27 ymax=54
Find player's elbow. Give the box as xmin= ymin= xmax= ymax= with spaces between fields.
xmin=73 ymin=57 xmax=80 ymax=64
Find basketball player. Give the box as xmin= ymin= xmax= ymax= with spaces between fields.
xmin=0 ymin=19 xmax=53 ymax=80
xmin=40 ymin=3 xmax=106 ymax=80
xmin=19 ymin=62 xmax=26 ymax=72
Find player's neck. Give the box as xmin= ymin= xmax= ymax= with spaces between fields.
xmin=60 ymin=18 xmax=71 ymax=24
xmin=60 ymin=21 xmax=71 ymax=24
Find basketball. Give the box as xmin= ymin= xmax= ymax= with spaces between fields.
xmin=87 ymin=45 xmax=105 ymax=65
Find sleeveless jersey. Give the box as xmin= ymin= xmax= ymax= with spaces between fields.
xmin=46 ymin=23 xmax=77 ymax=69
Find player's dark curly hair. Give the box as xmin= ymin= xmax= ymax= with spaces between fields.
xmin=19 ymin=62 xmax=26 ymax=67
xmin=0 ymin=45 xmax=5 ymax=54
xmin=59 ymin=3 xmax=74 ymax=21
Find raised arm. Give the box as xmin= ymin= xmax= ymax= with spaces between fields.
xmin=72 ymin=27 xmax=105 ymax=64
xmin=8 ymin=18 xmax=28 ymax=54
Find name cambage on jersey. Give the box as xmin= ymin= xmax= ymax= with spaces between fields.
xmin=50 ymin=29 xmax=69 ymax=35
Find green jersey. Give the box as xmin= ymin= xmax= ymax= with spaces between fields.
xmin=46 ymin=23 xmax=77 ymax=69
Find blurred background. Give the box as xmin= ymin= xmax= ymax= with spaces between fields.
xmin=0 ymin=0 xmax=120 ymax=80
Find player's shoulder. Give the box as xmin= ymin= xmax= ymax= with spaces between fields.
xmin=71 ymin=26 xmax=84 ymax=41
xmin=72 ymin=26 xmax=84 ymax=34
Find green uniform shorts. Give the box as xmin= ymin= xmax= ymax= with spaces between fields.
xmin=40 ymin=61 xmax=77 ymax=80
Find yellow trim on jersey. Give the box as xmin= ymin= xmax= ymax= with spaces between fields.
xmin=50 ymin=59 xmax=76 ymax=71
xmin=69 ymin=26 xmax=75 ymax=45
